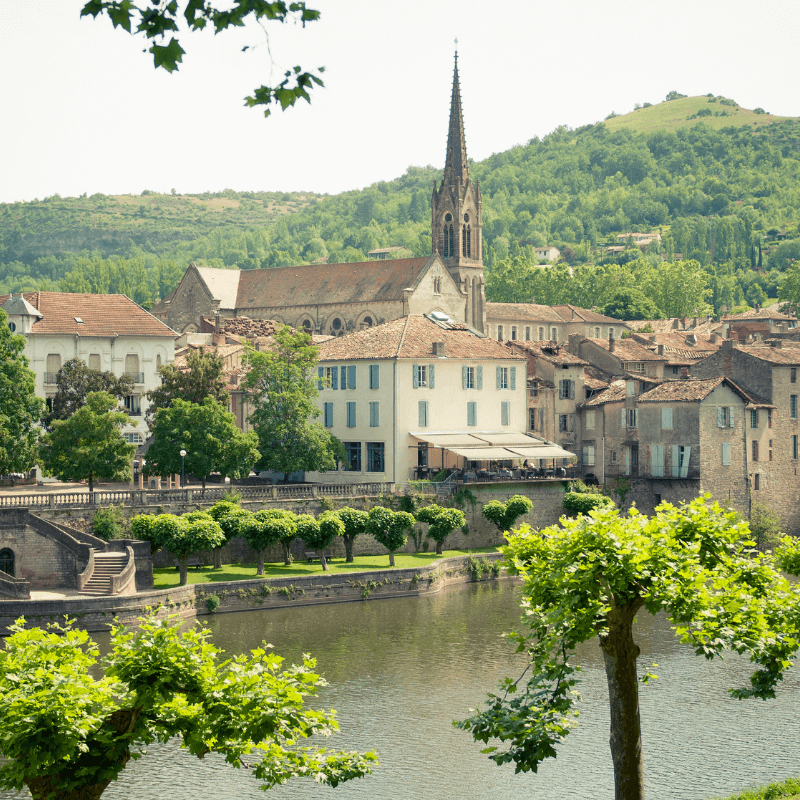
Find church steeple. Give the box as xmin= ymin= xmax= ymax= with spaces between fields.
xmin=443 ymin=51 xmax=469 ymax=186
xmin=431 ymin=48 xmax=485 ymax=333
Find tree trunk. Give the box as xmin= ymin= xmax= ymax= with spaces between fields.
xmin=599 ymin=598 xmax=645 ymax=800
xmin=88 ymin=472 xmax=94 ymax=493
xmin=213 ymin=548 xmax=222 ymax=569
xmin=282 ymin=542 xmax=293 ymax=566
xmin=318 ymin=550 xmax=328 ymax=571
xmin=435 ymin=539 xmax=443 ymax=555
xmin=257 ymin=550 xmax=265 ymax=576
xmin=344 ymin=536 xmax=354 ymax=563
xmin=178 ymin=556 xmax=189 ymax=586
xmin=389 ymin=551 xmax=395 ymax=567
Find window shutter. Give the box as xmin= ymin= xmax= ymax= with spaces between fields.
xmin=413 ymin=365 xmax=419 ymax=388
xmin=462 ymin=366 xmax=468 ymax=390
xmin=681 ymin=446 xmax=691 ymax=478
xmin=370 ymin=364 xmax=379 ymax=389
xmin=539 ymin=409 xmax=545 ymax=431
xmin=501 ymin=401 xmax=510 ymax=426
xmin=717 ymin=407 xmax=723 ymax=427
xmin=722 ymin=442 xmax=730 ymax=466
xmin=429 ymin=364 xmax=435 ymax=389
xmin=510 ymin=367 xmax=516 ymax=390
xmin=349 ymin=365 xmax=356 ymax=389
xmin=476 ymin=365 xmax=483 ymax=389
xmin=331 ymin=366 xmax=338 ymax=390
xmin=671 ymin=445 xmax=680 ymax=478
xmin=729 ymin=409 xmax=734 ymax=428
xmin=347 ymin=402 xmax=355 ymax=428
xmin=340 ymin=366 xmax=347 ymax=390
xmin=569 ymin=380 xmax=575 ymax=400
xmin=419 ymin=400 xmax=428 ymax=427
xmin=496 ymin=366 xmax=502 ymax=389
xmin=662 ymin=407 xmax=672 ymax=429
xmin=621 ymin=408 xmax=627 ymax=428
xmin=317 ymin=366 xmax=324 ymax=390
xmin=324 ymin=403 xmax=332 ymax=428
xmin=631 ymin=409 xmax=637 ymax=428
xmin=652 ymin=444 xmax=664 ymax=477
xmin=369 ymin=401 xmax=379 ymax=427
xmin=467 ymin=402 xmax=476 ymax=427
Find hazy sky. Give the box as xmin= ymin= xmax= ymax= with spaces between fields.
xmin=2 ymin=0 xmax=799 ymax=203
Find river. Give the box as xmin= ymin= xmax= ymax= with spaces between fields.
xmin=2 ymin=581 xmax=799 ymax=799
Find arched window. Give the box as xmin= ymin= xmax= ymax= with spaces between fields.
xmin=302 ymin=319 xmax=313 ymax=334
xmin=360 ymin=316 xmax=373 ymax=331
xmin=551 ymin=327 xmax=558 ymax=341
xmin=443 ymin=213 xmax=453 ymax=258
xmin=497 ymin=325 xmax=504 ymax=342
xmin=595 ymin=327 xmax=600 ymax=338
xmin=330 ymin=318 xmax=344 ymax=336
xmin=156 ymin=354 xmax=162 ymax=368
xmin=448 ymin=224 xmax=454 ymax=258
xmin=0 ymin=548 xmax=14 ymax=577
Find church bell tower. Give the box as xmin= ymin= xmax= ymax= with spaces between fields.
xmin=431 ymin=50 xmax=485 ymax=332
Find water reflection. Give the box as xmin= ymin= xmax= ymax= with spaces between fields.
xmin=2 ymin=582 xmax=798 ymax=800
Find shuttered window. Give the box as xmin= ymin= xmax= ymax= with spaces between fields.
xmin=346 ymin=402 xmax=356 ymax=428
xmin=501 ymin=401 xmax=510 ymax=426
xmin=467 ymin=402 xmax=477 ymax=427
xmin=348 ymin=365 xmax=356 ymax=389
xmin=323 ymin=403 xmax=333 ymax=428
xmin=662 ymin=408 xmax=673 ymax=429
xmin=369 ymin=364 xmax=380 ymax=389
xmin=418 ymin=400 xmax=429 ymax=428
xmin=722 ymin=442 xmax=731 ymax=466
xmin=369 ymin=402 xmax=379 ymax=427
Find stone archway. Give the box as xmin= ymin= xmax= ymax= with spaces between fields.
xmin=0 ymin=548 xmax=15 ymax=577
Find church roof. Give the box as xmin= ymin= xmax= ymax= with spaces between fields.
xmin=235 ymin=257 xmax=436 ymax=310
xmin=0 ymin=292 xmax=175 ymax=338
xmin=196 ymin=266 xmax=241 ymax=309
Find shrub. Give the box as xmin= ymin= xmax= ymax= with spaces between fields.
xmin=481 ymin=495 xmax=533 ymax=533
xmin=562 ymin=492 xmax=615 ymax=516
xmin=92 ymin=505 xmax=126 ymax=541
xmin=206 ymin=594 xmax=221 ymax=612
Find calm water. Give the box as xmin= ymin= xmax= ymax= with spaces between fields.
xmin=3 ymin=582 xmax=799 ymax=799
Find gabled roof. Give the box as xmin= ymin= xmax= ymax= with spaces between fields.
xmin=723 ymin=306 xmax=795 ymax=322
xmin=0 ymin=292 xmax=175 ymax=338
xmin=506 ymin=339 xmax=588 ymax=366
xmin=738 ymin=343 xmax=800 ymax=365
xmin=236 ymin=257 xmax=438 ymax=309
xmin=1 ymin=293 xmax=42 ymax=319
xmin=486 ymin=302 xmax=565 ymax=322
xmin=195 ymin=266 xmax=241 ymax=309
xmin=638 ymin=376 xmax=752 ymax=403
xmin=550 ymin=305 xmax=624 ymax=325
xmin=583 ymin=337 xmax=667 ymax=362
xmin=581 ymin=381 xmax=627 ymax=407
xmin=317 ymin=315 xmax=525 ymax=362
xmin=584 ymin=366 xmax=611 ymax=390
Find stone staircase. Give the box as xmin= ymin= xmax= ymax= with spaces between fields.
xmin=80 ymin=551 xmax=128 ymax=596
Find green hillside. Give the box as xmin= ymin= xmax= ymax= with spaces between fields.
xmin=2 ymin=99 xmax=800 ymax=317
xmin=604 ymin=94 xmax=791 ymax=134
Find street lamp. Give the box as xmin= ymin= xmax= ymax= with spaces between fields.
xmin=180 ymin=449 xmax=187 ymax=488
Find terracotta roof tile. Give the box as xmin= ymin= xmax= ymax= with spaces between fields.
xmin=638 ymin=376 xmax=732 ymax=402
xmin=0 ymin=292 xmax=175 ymax=338
xmin=584 ymin=337 xmax=667 ymax=362
xmin=235 ymin=257 xmax=436 ymax=309
xmin=317 ymin=316 xmax=526 ymax=362
xmin=582 ymin=381 xmax=627 ymax=407
xmin=486 ymin=302 xmax=564 ymax=322
xmin=723 ymin=306 xmax=795 ymax=321
xmin=506 ymin=339 xmax=588 ymax=366
xmin=736 ymin=343 xmax=800 ymax=364
xmin=550 ymin=305 xmax=625 ymax=325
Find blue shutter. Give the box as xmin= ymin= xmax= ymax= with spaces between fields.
xmin=413 ymin=365 xmax=419 ymax=388
xmin=467 ymin=401 xmax=476 ymax=427
xmin=331 ymin=366 xmax=338 ymax=390
xmin=496 ymin=366 xmax=502 ymax=389
xmin=348 ymin=364 xmax=356 ymax=389
xmin=428 ymin=364 xmax=435 ymax=389
xmin=370 ymin=364 xmax=379 ymax=389
xmin=347 ymin=402 xmax=355 ymax=427
xmin=462 ymin=366 xmax=468 ymax=389
xmin=340 ymin=366 xmax=347 ymax=390
xmin=476 ymin=365 xmax=483 ymax=389
xmin=419 ymin=400 xmax=428 ymax=427
xmin=317 ymin=366 xmax=324 ymax=390
xmin=510 ymin=367 xmax=516 ymax=390
xmin=370 ymin=402 xmax=379 ymax=427
xmin=501 ymin=401 xmax=510 ymax=426
xmin=324 ymin=403 xmax=333 ymax=428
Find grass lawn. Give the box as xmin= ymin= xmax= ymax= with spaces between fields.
xmin=152 ymin=548 xmax=499 ymax=588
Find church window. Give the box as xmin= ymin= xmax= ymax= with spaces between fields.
xmin=445 ymin=213 xmax=452 ymax=222
xmin=538 ymin=327 xmax=544 ymax=341
xmin=330 ymin=317 xmax=344 ymax=335
xmin=464 ymin=213 xmax=470 ymax=223
xmin=466 ymin=225 xmax=471 ymax=256
xmin=448 ymin=224 xmax=454 ymax=258
xmin=301 ymin=319 xmax=313 ymax=334
xmin=362 ymin=316 xmax=373 ymax=328
xmin=511 ymin=326 xmax=517 ymax=340
xmin=187 ymin=292 xmax=195 ymax=315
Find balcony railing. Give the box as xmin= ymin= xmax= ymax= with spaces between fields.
xmin=44 ymin=372 xmax=59 ymax=385
xmin=124 ymin=372 xmax=145 ymax=384
xmin=125 ymin=408 xmax=142 ymax=417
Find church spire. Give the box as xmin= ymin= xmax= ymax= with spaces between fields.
xmin=443 ymin=49 xmax=469 ymax=185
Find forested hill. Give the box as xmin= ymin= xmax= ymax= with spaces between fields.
xmin=2 ymin=94 xmax=800 ymax=312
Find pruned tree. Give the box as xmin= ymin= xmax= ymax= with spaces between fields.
xmin=481 ymin=495 xmax=533 ymax=533
xmin=365 ymin=507 xmax=415 ymax=567
xmin=336 ymin=507 xmax=368 ymax=562
xmin=240 ymin=509 xmax=296 ymax=575
xmin=0 ymin=308 xmax=43 ymax=476
xmin=44 ymin=357 xmax=133 ymax=429
xmin=0 ymin=613 xmax=376 ymax=800
xmin=169 ymin=511 xmax=225 ymax=585
xmin=296 ymin=511 xmax=344 ymax=570
xmin=415 ymin=504 xmax=466 ymax=555
xmin=40 ymin=391 xmax=136 ymax=492
xmin=457 ymin=497 xmax=800 ymax=800
xmin=208 ymin=498 xmax=250 ymax=568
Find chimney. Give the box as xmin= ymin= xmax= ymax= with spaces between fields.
xmin=433 ymin=341 xmax=446 ymax=357
xmin=657 ymin=344 xmax=665 ymax=356
xmin=681 ymin=367 xmax=689 ymax=379
xmin=568 ymin=333 xmax=583 ymax=356
xmin=722 ymin=339 xmax=734 ymax=352
xmin=710 ymin=333 xmax=719 ymax=343
xmin=648 ymin=334 xmax=657 ymax=342
xmin=681 ymin=317 xmax=687 ymax=330
xmin=214 ymin=312 xmax=221 ymax=334
xmin=608 ymin=334 xmax=615 ymax=352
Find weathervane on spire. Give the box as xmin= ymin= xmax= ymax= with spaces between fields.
xmin=454 ymin=38 xmax=458 ymax=60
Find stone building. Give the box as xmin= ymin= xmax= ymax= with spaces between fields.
xmin=486 ymin=303 xmax=626 ymax=345
xmin=567 ymin=333 xmax=668 ymax=382
xmin=152 ymin=54 xmax=489 ymax=337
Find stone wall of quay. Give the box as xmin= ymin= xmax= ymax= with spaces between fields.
xmin=0 ymin=553 xmax=509 ymax=636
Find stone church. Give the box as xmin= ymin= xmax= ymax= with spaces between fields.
xmin=151 ymin=54 xmax=488 ymax=336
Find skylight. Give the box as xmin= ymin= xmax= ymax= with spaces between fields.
xmin=74 ymin=317 xmax=84 ymax=323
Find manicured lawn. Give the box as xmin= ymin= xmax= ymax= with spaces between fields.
xmin=152 ymin=548 xmax=499 ymax=588
xmin=712 ymin=778 xmax=800 ymax=800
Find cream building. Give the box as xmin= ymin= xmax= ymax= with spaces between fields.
xmin=306 ymin=313 xmax=570 ymax=485
xmin=1 ymin=292 xmax=176 ymax=447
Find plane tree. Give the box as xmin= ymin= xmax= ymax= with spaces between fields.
xmin=365 ymin=507 xmax=415 ymax=567
xmin=415 ymin=504 xmax=466 ymax=555
xmin=457 ymin=497 xmax=800 ymax=800
xmin=296 ymin=511 xmax=344 ymax=570
xmin=0 ymin=613 xmax=376 ymax=800
xmin=336 ymin=507 xmax=369 ymax=562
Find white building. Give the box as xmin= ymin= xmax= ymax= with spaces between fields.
xmin=307 ymin=313 xmax=571 ymax=485
xmin=1 ymin=292 xmax=176 ymax=447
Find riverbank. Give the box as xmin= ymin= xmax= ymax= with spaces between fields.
xmin=713 ymin=777 xmax=800 ymax=799
xmin=0 ymin=552 xmax=508 ymax=634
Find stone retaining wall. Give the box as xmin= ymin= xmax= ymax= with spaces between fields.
xmin=0 ymin=553 xmax=508 ymax=635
